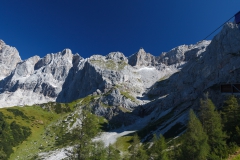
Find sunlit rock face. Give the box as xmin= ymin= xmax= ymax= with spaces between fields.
xmin=0 ymin=34 xmax=210 ymax=108
xmin=0 ymin=40 xmax=21 ymax=80
xmin=0 ymin=49 xmax=75 ymax=107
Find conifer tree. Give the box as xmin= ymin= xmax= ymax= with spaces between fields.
xmin=129 ymin=133 xmax=148 ymax=160
xmin=91 ymin=141 xmax=107 ymax=160
xmin=222 ymin=95 xmax=240 ymax=144
xmin=0 ymin=148 xmax=7 ymax=160
xmin=129 ymin=133 xmax=141 ymax=160
xmin=151 ymin=134 xmax=168 ymax=160
xmin=76 ymin=108 xmax=101 ymax=159
xmin=169 ymin=138 xmax=181 ymax=160
xmin=199 ymin=96 xmax=227 ymax=159
xmin=181 ymin=109 xmax=209 ymax=160
xmin=136 ymin=146 xmax=148 ymax=160
xmin=106 ymin=144 xmax=121 ymax=160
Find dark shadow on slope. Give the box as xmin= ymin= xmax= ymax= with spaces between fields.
xmin=96 ymin=69 xmax=190 ymax=140
xmin=103 ymin=53 xmax=212 ymax=141
xmin=136 ymin=72 xmax=180 ymax=101
xmin=56 ymin=60 xmax=106 ymax=103
xmin=0 ymin=72 xmax=16 ymax=93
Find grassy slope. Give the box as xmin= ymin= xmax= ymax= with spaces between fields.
xmin=89 ymin=59 xmax=127 ymax=71
xmin=0 ymin=95 xmax=107 ymax=160
xmin=0 ymin=99 xmax=81 ymax=160
xmin=229 ymin=148 xmax=240 ymax=160
xmin=0 ymin=93 xmax=136 ymax=159
xmin=6 ymin=106 xmax=62 ymax=160
xmin=120 ymin=91 xmax=136 ymax=102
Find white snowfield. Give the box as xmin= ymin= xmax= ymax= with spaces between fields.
xmin=39 ymin=146 xmax=73 ymax=160
xmin=93 ymin=131 xmax=136 ymax=147
xmin=93 ymin=108 xmax=157 ymax=146
xmin=0 ymin=89 xmax=55 ymax=107
xmin=137 ymin=67 xmax=156 ymax=71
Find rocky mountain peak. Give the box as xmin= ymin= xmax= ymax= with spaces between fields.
xmin=14 ymin=55 xmax=40 ymax=78
xmin=0 ymin=40 xmax=21 ymax=80
xmin=159 ymin=40 xmax=210 ymax=66
xmin=0 ymin=39 xmax=5 ymax=49
xmin=61 ymin=48 xmax=72 ymax=57
xmin=212 ymin=22 xmax=240 ymax=55
xmin=128 ymin=48 xmax=156 ymax=67
xmin=106 ymin=52 xmax=128 ymax=63
xmin=138 ymin=47 xmax=146 ymax=54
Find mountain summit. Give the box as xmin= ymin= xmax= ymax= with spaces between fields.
xmin=0 ymin=40 xmax=21 ymax=80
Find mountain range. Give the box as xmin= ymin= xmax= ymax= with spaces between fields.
xmin=1 ymin=22 xmax=240 ymax=142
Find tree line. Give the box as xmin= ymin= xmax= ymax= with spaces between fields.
xmin=1 ymin=93 xmax=239 ymax=159
xmin=0 ymin=111 xmax=31 ymax=160
xmin=35 ymin=95 xmax=240 ymax=160
xmin=124 ymin=95 xmax=240 ymax=160
xmin=178 ymin=95 xmax=240 ymax=160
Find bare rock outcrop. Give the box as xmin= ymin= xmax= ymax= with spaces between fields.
xmin=128 ymin=48 xmax=156 ymax=67
xmin=137 ymin=23 xmax=240 ymax=140
xmin=0 ymin=49 xmax=74 ymax=107
xmin=0 ymin=40 xmax=21 ymax=80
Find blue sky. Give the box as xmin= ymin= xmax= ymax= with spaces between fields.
xmin=0 ymin=0 xmax=240 ymax=60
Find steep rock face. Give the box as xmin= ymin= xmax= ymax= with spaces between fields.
xmin=57 ymin=51 xmax=143 ymax=104
xmin=136 ymin=23 xmax=240 ymax=140
xmin=127 ymin=41 xmax=210 ymax=92
xmin=56 ymin=59 xmax=106 ymax=102
xmin=128 ymin=48 xmax=156 ymax=67
xmin=159 ymin=40 xmax=210 ymax=66
xmin=213 ymin=22 xmax=240 ymax=55
xmin=101 ymin=88 xmax=135 ymax=108
xmin=0 ymin=40 xmax=21 ymax=80
xmin=128 ymin=41 xmax=210 ymax=69
xmin=106 ymin=52 xmax=128 ymax=63
xmin=0 ymin=49 xmax=74 ymax=107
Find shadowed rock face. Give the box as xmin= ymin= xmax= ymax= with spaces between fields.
xmin=135 ymin=23 xmax=240 ymax=140
xmin=0 ymin=40 xmax=21 ymax=80
xmin=128 ymin=48 xmax=156 ymax=67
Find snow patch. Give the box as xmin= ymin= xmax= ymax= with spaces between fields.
xmin=0 ymin=89 xmax=55 ymax=108
xmin=94 ymin=109 xmax=157 ymax=146
xmin=38 ymin=146 xmax=73 ymax=160
xmin=138 ymin=67 xmax=156 ymax=71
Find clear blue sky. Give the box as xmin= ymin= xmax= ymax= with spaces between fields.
xmin=0 ymin=0 xmax=240 ymax=60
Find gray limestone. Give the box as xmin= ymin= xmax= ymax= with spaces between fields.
xmin=0 ymin=40 xmax=21 ymax=80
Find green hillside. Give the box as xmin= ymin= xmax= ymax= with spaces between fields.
xmin=0 ymin=95 xmax=111 ymax=160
